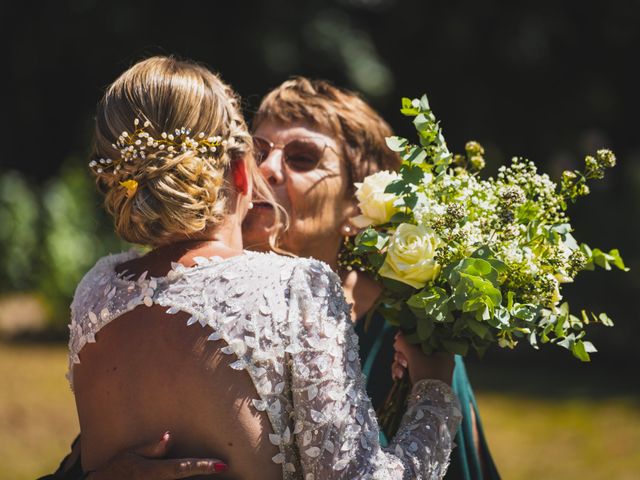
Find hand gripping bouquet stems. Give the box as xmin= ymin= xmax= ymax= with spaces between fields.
xmin=346 ymin=95 xmax=628 ymax=435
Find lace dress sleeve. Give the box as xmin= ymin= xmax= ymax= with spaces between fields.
xmin=287 ymin=261 xmax=462 ymax=480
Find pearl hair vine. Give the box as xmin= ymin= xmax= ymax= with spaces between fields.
xmin=89 ymin=118 xmax=229 ymax=196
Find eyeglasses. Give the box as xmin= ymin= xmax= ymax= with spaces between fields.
xmin=253 ymin=136 xmax=338 ymax=172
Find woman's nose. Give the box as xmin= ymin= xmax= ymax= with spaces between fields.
xmin=258 ymin=149 xmax=286 ymax=185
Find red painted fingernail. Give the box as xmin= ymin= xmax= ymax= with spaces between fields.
xmin=214 ymin=462 xmax=228 ymax=472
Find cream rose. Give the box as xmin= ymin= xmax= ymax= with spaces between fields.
xmin=378 ymin=223 xmax=442 ymax=289
xmin=352 ymin=171 xmax=400 ymax=228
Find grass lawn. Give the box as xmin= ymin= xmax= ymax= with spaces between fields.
xmin=1 ymin=343 xmax=639 ymax=479
xmin=0 ymin=344 xmax=79 ymax=480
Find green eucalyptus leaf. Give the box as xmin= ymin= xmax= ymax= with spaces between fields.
xmin=413 ymin=114 xmax=430 ymax=132
xmin=591 ymin=249 xmax=611 ymax=270
xmin=471 ymin=246 xmax=495 ymax=259
xmin=382 ymin=277 xmax=416 ymax=295
xmin=512 ymin=305 xmax=538 ymax=322
xmin=466 ymin=318 xmax=490 ymax=338
xmin=404 ymin=192 xmax=419 ymax=209
xmin=551 ymin=223 xmax=572 ymax=235
xmin=571 ymin=340 xmax=591 ymax=362
xmin=367 ymin=251 xmax=385 ymax=269
xmin=506 ymin=291 xmax=515 ymax=311
xmin=400 ymin=97 xmax=420 ymax=116
xmin=608 ymin=249 xmax=629 ymax=271
xmin=385 ymin=179 xmax=411 ymax=195
xmin=406 ymin=148 xmax=428 ymax=165
xmin=357 ymin=228 xmax=378 ymax=247
xmin=401 ymin=164 xmax=425 ymax=184
xmin=385 ymin=136 xmax=408 ymax=152
xmin=449 ymin=257 xmax=500 ymax=286
xmin=568 ymin=314 xmax=583 ymax=330
xmin=598 ymin=312 xmax=614 ymax=326
xmin=378 ymin=304 xmax=401 ymax=326
xmin=389 ymin=211 xmax=413 ymax=223
xmin=441 ymin=338 xmax=469 ymax=356
xmin=494 ymin=305 xmax=511 ymax=325
xmin=416 ymin=316 xmax=435 ymax=341
xmin=419 ymin=94 xmax=430 ymax=111
xmin=474 ymin=341 xmax=491 ymax=358
xmin=557 ymin=334 xmax=574 ymax=350
xmin=408 ymin=304 xmax=428 ymax=320
xmin=580 ymin=243 xmax=595 ymax=270
xmin=581 ymin=310 xmax=590 ymax=324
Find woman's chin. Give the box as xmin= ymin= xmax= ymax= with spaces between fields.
xmin=242 ymin=204 xmax=276 ymax=250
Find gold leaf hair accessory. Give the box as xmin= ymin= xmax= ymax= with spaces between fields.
xmin=119 ymin=179 xmax=139 ymax=198
xmin=89 ymin=118 xmax=228 ymax=176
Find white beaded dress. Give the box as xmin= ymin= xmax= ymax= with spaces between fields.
xmin=68 ymin=250 xmax=462 ymax=480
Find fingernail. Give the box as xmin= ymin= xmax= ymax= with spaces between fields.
xmin=161 ymin=431 xmax=170 ymax=441
xmin=214 ymin=462 xmax=228 ymax=472
xmin=400 ymin=359 xmax=408 ymax=368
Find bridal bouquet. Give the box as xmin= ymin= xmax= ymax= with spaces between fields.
xmin=348 ymin=95 xmax=627 ymax=362
xmin=347 ymin=95 xmax=627 ymax=435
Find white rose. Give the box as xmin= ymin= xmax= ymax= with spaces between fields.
xmin=378 ymin=223 xmax=442 ymax=289
xmin=352 ymin=171 xmax=400 ymax=228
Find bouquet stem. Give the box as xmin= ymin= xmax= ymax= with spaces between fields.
xmin=377 ymin=375 xmax=411 ymax=438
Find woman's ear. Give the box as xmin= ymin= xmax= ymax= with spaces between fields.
xmin=231 ymin=158 xmax=249 ymax=196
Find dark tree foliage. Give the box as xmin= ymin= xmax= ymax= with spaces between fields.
xmin=4 ymin=0 xmax=639 ymax=360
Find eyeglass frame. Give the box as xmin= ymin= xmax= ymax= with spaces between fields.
xmin=252 ymin=135 xmax=341 ymax=172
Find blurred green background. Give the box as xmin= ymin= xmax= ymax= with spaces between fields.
xmin=2 ymin=0 xmax=639 ymax=478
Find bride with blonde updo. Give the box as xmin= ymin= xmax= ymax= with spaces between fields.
xmin=68 ymin=56 xmax=461 ymax=480
xmin=91 ymin=56 xmax=279 ymax=248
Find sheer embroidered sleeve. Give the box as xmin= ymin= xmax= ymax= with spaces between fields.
xmin=287 ymin=260 xmax=462 ymax=480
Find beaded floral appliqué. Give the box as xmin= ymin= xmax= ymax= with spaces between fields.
xmin=68 ymin=251 xmax=461 ymax=479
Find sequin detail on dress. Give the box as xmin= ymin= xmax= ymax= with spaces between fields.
xmin=68 ymin=251 xmax=462 ymax=479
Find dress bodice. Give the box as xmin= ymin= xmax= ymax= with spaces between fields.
xmin=68 ymin=250 xmax=461 ymax=479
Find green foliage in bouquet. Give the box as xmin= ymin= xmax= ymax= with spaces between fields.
xmin=350 ymin=95 xmax=628 ymax=362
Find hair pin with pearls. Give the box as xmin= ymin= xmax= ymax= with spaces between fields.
xmin=89 ymin=118 xmax=229 ymax=177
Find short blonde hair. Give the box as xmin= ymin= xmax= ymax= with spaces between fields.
xmin=91 ymin=56 xmax=276 ymax=246
xmin=253 ymin=77 xmax=401 ymax=189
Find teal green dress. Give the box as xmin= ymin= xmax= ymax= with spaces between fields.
xmin=355 ymin=313 xmax=500 ymax=480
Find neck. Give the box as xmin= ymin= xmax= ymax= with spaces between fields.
xmin=295 ymin=235 xmax=343 ymax=271
xmin=156 ymin=212 xmax=245 ymax=257
xmin=339 ymin=268 xmax=383 ymax=323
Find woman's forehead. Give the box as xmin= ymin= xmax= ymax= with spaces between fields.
xmin=254 ymin=120 xmax=337 ymax=145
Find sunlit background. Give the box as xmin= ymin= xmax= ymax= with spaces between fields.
xmin=2 ymin=1 xmax=640 ymax=478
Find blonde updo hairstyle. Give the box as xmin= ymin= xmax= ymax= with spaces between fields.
xmin=91 ymin=56 xmax=277 ymax=246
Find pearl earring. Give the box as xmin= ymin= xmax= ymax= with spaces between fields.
xmin=248 ymin=201 xmax=254 ymax=210
xmin=343 ymin=225 xmax=352 ymax=235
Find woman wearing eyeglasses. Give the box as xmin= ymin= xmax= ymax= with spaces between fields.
xmin=245 ymin=78 xmax=501 ymax=480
